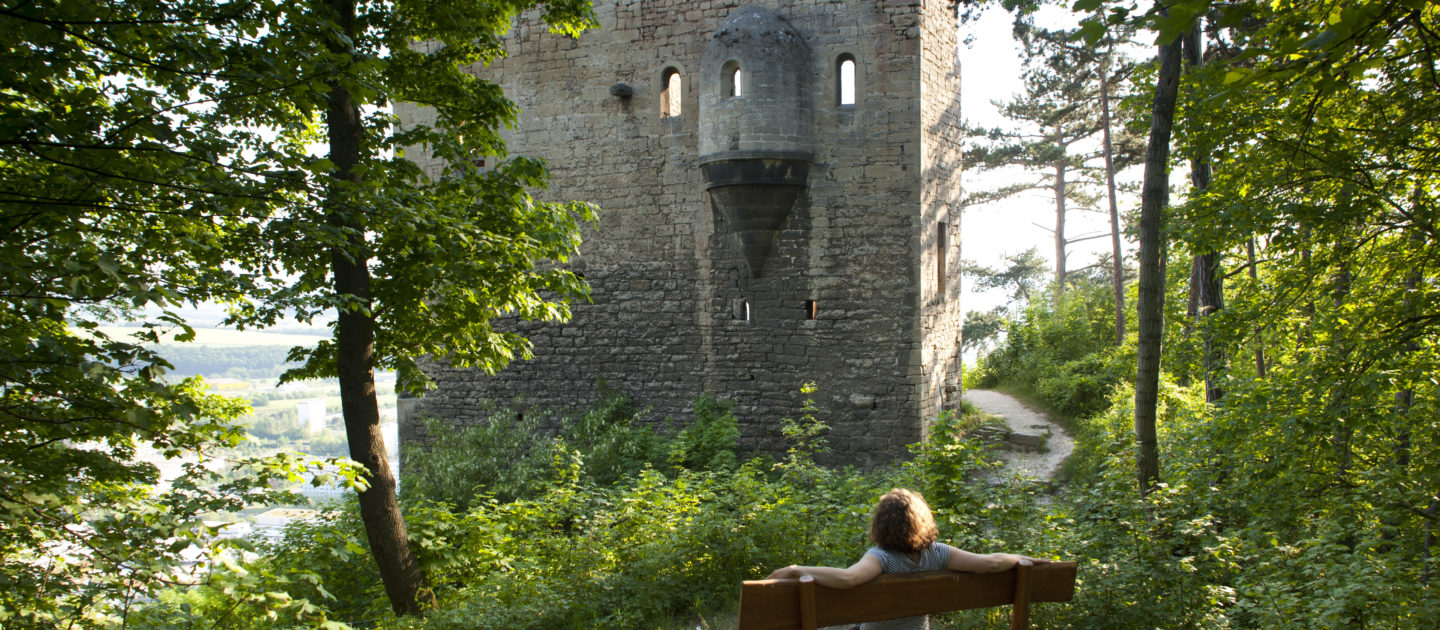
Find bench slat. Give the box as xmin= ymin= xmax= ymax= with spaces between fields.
xmin=738 ymin=561 xmax=1077 ymax=630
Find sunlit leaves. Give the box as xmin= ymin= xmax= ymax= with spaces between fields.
xmin=3 ymin=0 xmax=600 ymax=622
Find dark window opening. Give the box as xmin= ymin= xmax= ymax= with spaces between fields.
xmin=734 ymin=298 xmax=751 ymax=321
xmin=804 ymin=300 xmax=818 ymax=320
xmin=937 ymin=222 xmax=948 ymax=298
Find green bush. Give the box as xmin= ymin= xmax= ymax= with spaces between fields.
xmin=668 ymin=392 xmax=741 ymax=472
xmin=402 ymin=404 xmax=559 ymax=509
xmin=967 ymin=280 xmax=1129 ymax=420
xmin=556 ymin=394 xmax=669 ymax=487
xmin=402 ymin=394 xmax=742 ymax=511
xmin=138 ymin=367 xmax=1440 ymax=630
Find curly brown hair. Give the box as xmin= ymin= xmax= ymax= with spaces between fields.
xmin=868 ymin=488 xmax=939 ymax=554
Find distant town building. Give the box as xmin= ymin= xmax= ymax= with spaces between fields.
xmin=295 ymin=399 xmax=326 ymax=435
xmin=399 ymin=1 xmax=964 ymax=467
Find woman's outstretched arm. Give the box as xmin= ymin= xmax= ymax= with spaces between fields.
xmin=942 ymin=544 xmax=1050 ymax=573
xmin=766 ymin=553 xmax=883 ymax=589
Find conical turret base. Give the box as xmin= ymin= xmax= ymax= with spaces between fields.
xmin=700 ymin=156 xmax=810 ymax=278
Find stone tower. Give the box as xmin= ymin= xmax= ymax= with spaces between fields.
xmin=398 ymin=0 xmax=964 ymax=466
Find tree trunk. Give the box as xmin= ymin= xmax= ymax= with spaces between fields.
xmin=1100 ymin=52 xmax=1126 ymax=345
xmin=1329 ymin=262 xmax=1352 ymax=478
xmin=1383 ymin=233 xmax=1421 ymax=550
xmin=1184 ymin=22 xmax=1224 ymax=404
xmin=1246 ymin=237 xmax=1267 ymax=378
xmin=324 ymin=0 xmax=429 ymax=616
xmin=1425 ymin=498 xmax=1440 ymax=585
xmin=1394 ymin=228 xmax=1423 ymax=469
xmin=1297 ymin=226 xmax=1315 ymax=360
xmin=1054 ymin=130 xmax=1068 ymax=310
xmin=1134 ymin=20 xmax=1184 ymax=495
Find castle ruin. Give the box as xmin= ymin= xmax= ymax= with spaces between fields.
xmin=398 ymin=0 xmax=964 ymax=466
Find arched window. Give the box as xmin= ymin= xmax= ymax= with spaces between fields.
xmin=837 ymin=54 xmax=856 ymax=106
xmin=660 ymin=68 xmax=682 ymax=117
xmin=722 ymin=60 xmax=742 ymax=97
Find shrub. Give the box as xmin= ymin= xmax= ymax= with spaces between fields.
xmin=668 ymin=392 xmax=740 ymax=472
xmin=402 ymin=404 xmax=559 ymax=509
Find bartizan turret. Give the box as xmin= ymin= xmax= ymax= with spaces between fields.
xmin=699 ymin=6 xmax=814 ymax=278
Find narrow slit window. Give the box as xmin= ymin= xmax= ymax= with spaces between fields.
xmin=804 ymin=300 xmax=818 ymax=320
xmin=837 ymin=55 xmax=856 ymax=105
xmin=734 ymin=298 xmax=751 ymax=321
xmin=937 ymin=222 xmax=948 ymax=298
xmin=661 ymin=68 xmax=682 ymax=117
xmin=723 ymin=60 xmax=742 ymax=97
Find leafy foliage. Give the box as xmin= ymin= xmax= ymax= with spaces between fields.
xmin=778 ymin=382 xmax=830 ymax=471
xmin=668 ymin=393 xmax=742 ymax=472
xmin=2 ymin=0 xmax=602 ymax=621
xmin=961 ymin=308 xmax=1008 ymax=354
xmin=142 ymin=390 xmax=1044 ymax=630
xmin=401 ymin=394 xmax=700 ymax=510
xmin=963 ymin=247 xmax=1051 ymax=308
xmin=968 ymin=278 xmax=1133 ymax=420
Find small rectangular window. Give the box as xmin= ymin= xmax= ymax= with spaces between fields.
xmin=661 ymin=68 xmax=682 ymax=118
xmin=838 ymin=57 xmax=856 ymax=106
xmin=734 ymin=298 xmax=751 ymax=321
xmin=804 ymin=300 xmax=818 ymax=320
xmin=937 ymin=222 xmax=948 ymax=299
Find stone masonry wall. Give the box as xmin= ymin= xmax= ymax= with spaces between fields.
xmin=399 ymin=0 xmax=960 ymax=468
xmin=918 ymin=0 xmax=965 ymax=429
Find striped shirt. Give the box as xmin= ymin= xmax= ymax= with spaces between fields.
xmin=859 ymin=542 xmax=953 ymax=630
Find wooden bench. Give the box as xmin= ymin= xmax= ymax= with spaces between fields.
xmin=738 ymin=559 xmax=1077 ymax=630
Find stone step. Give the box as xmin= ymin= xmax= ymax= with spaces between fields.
xmin=1005 ymin=430 xmax=1048 ymax=450
xmin=965 ymin=423 xmax=1050 ymax=452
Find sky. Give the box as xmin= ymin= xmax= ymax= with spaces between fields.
xmin=957 ymin=6 xmax=1138 ymax=318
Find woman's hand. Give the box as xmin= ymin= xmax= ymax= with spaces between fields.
xmin=764 ymin=555 xmax=882 ymax=588
xmin=767 ymin=565 xmax=800 ymax=580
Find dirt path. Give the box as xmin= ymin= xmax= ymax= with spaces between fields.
xmin=964 ymin=389 xmax=1073 ymax=482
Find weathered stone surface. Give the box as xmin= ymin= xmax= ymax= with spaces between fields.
xmin=1006 ymin=431 xmax=1049 ymax=451
xmin=398 ymin=0 xmax=963 ymax=468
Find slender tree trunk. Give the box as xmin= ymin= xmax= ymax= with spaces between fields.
xmin=1134 ymin=19 xmax=1185 ymax=495
xmin=1425 ymin=498 xmax=1440 ymax=585
xmin=1100 ymin=52 xmax=1126 ymax=345
xmin=1297 ymin=226 xmax=1315 ymax=361
xmin=1246 ymin=237 xmax=1267 ymax=378
xmin=1183 ymin=22 xmax=1224 ymax=404
xmin=1054 ymin=131 xmax=1068 ymax=310
xmin=324 ymin=0 xmax=429 ymax=615
xmin=1394 ymin=227 xmax=1423 ymax=469
xmin=1178 ymin=259 xmax=1198 ymax=388
xmin=1329 ymin=262 xmax=1352 ymax=478
xmin=1381 ymin=237 xmax=1421 ymax=550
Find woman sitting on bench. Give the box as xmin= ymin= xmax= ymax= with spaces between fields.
xmin=767 ymin=488 xmax=1049 ymax=630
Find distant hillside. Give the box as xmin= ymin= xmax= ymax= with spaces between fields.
xmin=97 ymin=326 xmax=328 ymax=378
xmin=97 ymin=326 xmax=328 ymax=347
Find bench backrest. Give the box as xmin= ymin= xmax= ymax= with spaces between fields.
xmin=737 ymin=560 xmax=1077 ymax=630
